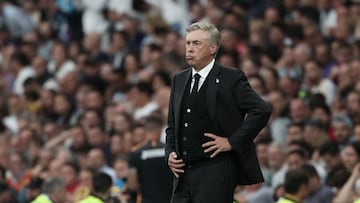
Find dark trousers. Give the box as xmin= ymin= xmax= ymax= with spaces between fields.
xmin=171 ymin=158 xmax=237 ymax=203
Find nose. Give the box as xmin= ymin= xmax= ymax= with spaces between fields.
xmin=186 ymin=44 xmax=194 ymax=52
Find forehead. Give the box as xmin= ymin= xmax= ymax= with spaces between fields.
xmin=333 ymin=121 xmax=349 ymax=128
xmin=186 ymin=30 xmax=208 ymax=41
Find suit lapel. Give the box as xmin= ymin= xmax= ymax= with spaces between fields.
xmin=206 ymin=64 xmax=221 ymax=130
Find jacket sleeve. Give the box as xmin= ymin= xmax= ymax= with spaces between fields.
xmin=227 ymin=70 xmax=271 ymax=154
xmin=165 ymin=75 xmax=177 ymax=163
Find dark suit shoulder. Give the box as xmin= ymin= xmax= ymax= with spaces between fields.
xmin=174 ymin=68 xmax=191 ymax=77
xmin=215 ymin=64 xmax=247 ymax=86
xmin=217 ymin=63 xmax=245 ymax=77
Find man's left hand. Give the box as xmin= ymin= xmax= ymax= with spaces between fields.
xmin=202 ymin=133 xmax=232 ymax=158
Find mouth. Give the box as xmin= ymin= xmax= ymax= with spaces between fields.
xmin=186 ymin=56 xmax=194 ymax=61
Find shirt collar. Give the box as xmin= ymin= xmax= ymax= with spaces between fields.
xmin=283 ymin=193 xmax=302 ymax=203
xmin=192 ymin=58 xmax=215 ymax=79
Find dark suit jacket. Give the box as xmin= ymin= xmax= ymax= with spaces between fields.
xmin=165 ymin=63 xmax=271 ymax=185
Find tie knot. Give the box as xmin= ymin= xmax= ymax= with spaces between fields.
xmin=194 ymin=73 xmax=201 ymax=81
xmin=191 ymin=73 xmax=201 ymax=94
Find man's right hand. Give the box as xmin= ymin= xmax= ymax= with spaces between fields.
xmin=168 ymin=152 xmax=185 ymax=178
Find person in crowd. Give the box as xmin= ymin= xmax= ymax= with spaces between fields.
xmin=86 ymin=148 xmax=116 ymax=184
xmin=127 ymin=114 xmax=172 ymax=203
xmin=112 ymin=156 xmax=129 ymax=191
xmin=60 ymin=161 xmax=80 ymax=202
xmin=341 ymin=142 xmax=360 ymax=172
xmin=79 ymin=172 xmax=117 ymax=203
xmin=301 ymin=164 xmax=334 ymax=203
xmin=17 ymin=176 xmax=44 ymax=203
xmin=126 ymin=81 xmax=158 ymax=121
xmin=268 ymin=143 xmax=287 ymax=188
xmin=276 ymin=168 xmax=309 ymax=203
xmin=333 ymin=163 xmax=360 ymax=203
xmin=289 ymin=98 xmax=311 ymax=124
xmin=31 ymin=177 xmax=66 ymax=203
xmin=332 ymin=115 xmax=353 ymax=146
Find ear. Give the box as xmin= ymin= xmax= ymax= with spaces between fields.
xmin=209 ymin=44 xmax=218 ymax=55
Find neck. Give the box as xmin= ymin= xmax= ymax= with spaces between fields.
xmin=47 ymin=194 xmax=57 ymax=203
xmin=93 ymin=192 xmax=109 ymax=201
xmin=284 ymin=193 xmax=303 ymax=203
xmin=136 ymin=97 xmax=150 ymax=108
xmin=150 ymin=139 xmax=160 ymax=147
xmin=193 ymin=58 xmax=213 ymax=71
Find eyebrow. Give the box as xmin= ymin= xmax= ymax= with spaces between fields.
xmin=186 ymin=40 xmax=202 ymax=43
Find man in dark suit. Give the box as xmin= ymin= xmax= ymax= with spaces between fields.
xmin=165 ymin=22 xmax=271 ymax=203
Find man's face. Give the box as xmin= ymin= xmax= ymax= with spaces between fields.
xmin=287 ymin=126 xmax=303 ymax=141
xmin=304 ymin=61 xmax=321 ymax=83
xmin=333 ymin=122 xmax=351 ymax=144
xmin=354 ymin=125 xmax=360 ymax=142
xmin=26 ymin=188 xmax=41 ymax=201
xmin=321 ymin=153 xmax=342 ymax=170
xmin=61 ymin=165 xmax=78 ymax=185
xmin=286 ymin=153 xmax=305 ymax=170
xmin=290 ymin=100 xmax=309 ymax=123
xmin=53 ymin=188 xmax=66 ymax=203
xmin=185 ymin=30 xmax=217 ymax=70
xmin=341 ymin=145 xmax=359 ymax=171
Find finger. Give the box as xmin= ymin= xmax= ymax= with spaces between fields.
xmin=202 ymin=141 xmax=215 ymax=148
xmin=204 ymin=145 xmax=217 ymax=153
xmin=172 ymin=171 xmax=179 ymax=178
xmin=170 ymin=163 xmax=185 ymax=169
xmin=172 ymin=168 xmax=184 ymax=174
xmin=169 ymin=159 xmax=183 ymax=163
xmin=169 ymin=158 xmax=184 ymax=164
xmin=170 ymin=152 xmax=178 ymax=159
xmin=210 ymin=149 xmax=221 ymax=158
xmin=204 ymin=133 xmax=217 ymax=139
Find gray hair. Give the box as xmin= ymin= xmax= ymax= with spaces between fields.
xmin=42 ymin=177 xmax=65 ymax=195
xmin=186 ymin=22 xmax=221 ymax=46
xmin=332 ymin=115 xmax=353 ymax=129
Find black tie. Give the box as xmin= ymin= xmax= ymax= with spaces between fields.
xmin=191 ymin=73 xmax=201 ymax=94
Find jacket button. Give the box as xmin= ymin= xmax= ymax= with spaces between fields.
xmin=184 ymin=123 xmax=188 ymax=127
xmin=183 ymin=137 xmax=187 ymax=141
xmin=183 ymin=151 xmax=187 ymax=155
xmin=187 ymin=108 xmax=191 ymax=113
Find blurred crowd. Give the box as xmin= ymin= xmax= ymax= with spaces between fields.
xmin=0 ymin=0 xmax=359 ymax=202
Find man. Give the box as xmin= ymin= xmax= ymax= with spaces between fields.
xmin=166 ymin=22 xmax=271 ymax=203
xmin=31 ymin=177 xmax=66 ymax=203
xmin=18 ymin=176 xmax=44 ymax=203
xmin=289 ymin=98 xmax=311 ymax=124
xmin=127 ymin=81 xmax=158 ymax=121
xmin=272 ymin=149 xmax=308 ymax=190
xmin=87 ymin=148 xmax=116 ymax=184
xmin=60 ymin=161 xmax=80 ymax=201
xmin=303 ymin=119 xmax=328 ymax=149
xmin=301 ymin=164 xmax=334 ymax=203
xmin=303 ymin=59 xmax=336 ymax=105
xmin=79 ymin=172 xmax=115 ymax=203
xmin=0 ymin=1 xmax=35 ymax=38
xmin=127 ymin=114 xmax=172 ymax=203
xmin=332 ymin=115 xmax=353 ymax=146
xmin=276 ymin=168 xmax=309 ymax=203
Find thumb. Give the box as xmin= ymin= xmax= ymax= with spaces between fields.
xmin=171 ymin=152 xmax=177 ymax=158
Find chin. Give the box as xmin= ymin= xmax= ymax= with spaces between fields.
xmin=186 ymin=61 xmax=195 ymax=66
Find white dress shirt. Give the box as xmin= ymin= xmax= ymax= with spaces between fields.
xmin=190 ymin=58 xmax=215 ymax=93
